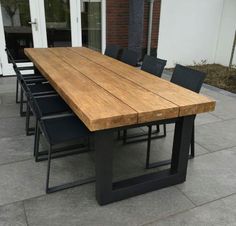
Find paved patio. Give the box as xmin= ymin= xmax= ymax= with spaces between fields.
xmin=0 ymin=73 xmax=236 ymax=226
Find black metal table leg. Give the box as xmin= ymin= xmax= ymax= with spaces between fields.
xmin=95 ymin=129 xmax=114 ymax=205
xmin=94 ymin=115 xmax=195 ymax=205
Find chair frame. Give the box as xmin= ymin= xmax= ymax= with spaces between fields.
xmin=145 ymin=64 xmax=206 ymax=169
xmin=33 ymin=114 xmax=95 ymax=193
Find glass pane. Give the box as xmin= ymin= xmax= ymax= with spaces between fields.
xmin=1 ymin=0 xmax=33 ymax=61
xmin=81 ymin=0 xmax=101 ymax=51
xmin=44 ymin=0 xmax=71 ymax=47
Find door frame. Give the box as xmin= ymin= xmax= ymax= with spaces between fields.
xmin=0 ymin=0 xmax=106 ymax=76
xmin=77 ymin=0 xmax=106 ymax=53
xmin=38 ymin=0 xmax=106 ymax=50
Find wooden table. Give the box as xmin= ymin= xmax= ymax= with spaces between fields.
xmin=25 ymin=47 xmax=215 ymax=205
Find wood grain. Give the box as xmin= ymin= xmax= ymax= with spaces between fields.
xmin=49 ymin=48 xmax=179 ymax=123
xmin=25 ymin=47 xmax=215 ymax=131
xmin=70 ymin=47 xmax=215 ymax=116
xmin=25 ymin=48 xmax=138 ymax=131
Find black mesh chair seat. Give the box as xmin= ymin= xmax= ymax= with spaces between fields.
xmin=34 ymin=96 xmax=71 ymax=118
xmin=41 ymin=116 xmax=89 ymax=146
xmin=28 ymin=83 xmax=54 ymax=95
xmin=141 ymin=55 xmax=167 ymax=77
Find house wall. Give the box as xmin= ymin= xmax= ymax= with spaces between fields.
xmin=157 ymin=0 xmax=226 ymax=67
xmin=215 ymin=0 xmax=236 ymax=66
xmin=106 ymin=0 xmax=161 ymax=57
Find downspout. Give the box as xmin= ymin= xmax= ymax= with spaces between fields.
xmin=147 ymin=0 xmax=154 ymax=55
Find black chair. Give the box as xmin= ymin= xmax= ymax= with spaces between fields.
xmin=19 ymin=75 xmax=54 ymax=117
xmin=14 ymin=66 xmax=55 ymax=135
xmin=33 ymin=112 xmax=94 ymax=193
xmin=5 ymin=48 xmax=45 ymax=104
xmin=141 ymin=55 xmax=167 ymax=77
xmin=30 ymin=95 xmax=72 ymax=161
xmin=121 ymin=55 xmax=167 ymax=144
xmin=146 ymin=64 xmax=206 ymax=169
xmin=26 ymin=93 xmax=71 ymax=136
xmin=104 ymin=44 xmax=121 ymax=59
xmin=120 ymin=48 xmax=139 ymax=66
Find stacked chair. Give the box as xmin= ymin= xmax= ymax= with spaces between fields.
xmin=145 ymin=64 xmax=206 ymax=169
xmin=7 ymin=48 xmax=94 ymax=194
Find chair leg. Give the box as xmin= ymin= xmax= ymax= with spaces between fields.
xmin=20 ymin=87 xmax=24 ymax=116
xmin=34 ymin=120 xmax=39 ymax=157
xmin=145 ymin=125 xmax=152 ymax=169
xmin=25 ymin=101 xmax=31 ymax=135
xmin=35 ymin=123 xmax=41 ymax=162
xmin=163 ymin=124 xmax=167 ymax=137
xmin=46 ymin=145 xmax=53 ymax=193
xmin=156 ymin=125 xmax=160 ymax=133
xmin=16 ymin=80 xmax=20 ymax=103
xmin=117 ymin=130 xmax=121 ymax=140
xmin=45 ymin=144 xmax=95 ymax=194
xmin=190 ymin=124 xmax=195 ymax=158
xmin=123 ymin=129 xmax=127 ymax=144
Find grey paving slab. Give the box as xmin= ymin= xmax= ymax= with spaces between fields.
xmin=0 ymin=84 xmax=15 ymax=94
xmin=0 ymin=135 xmax=33 ymax=165
xmin=211 ymin=98 xmax=236 ymax=120
xmin=146 ymin=193 xmax=236 ymax=226
xmin=195 ymin=112 xmax=222 ymax=126
xmin=0 ymin=92 xmax=16 ymax=105
xmin=24 ymin=185 xmax=194 ymax=226
xmin=177 ymin=147 xmax=236 ymax=205
xmin=0 ymin=153 xmax=94 ymax=206
xmin=125 ymin=131 xmax=208 ymax=163
xmin=113 ymin=141 xmax=147 ymax=179
xmin=0 ymin=117 xmax=25 ymax=138
xmin=200 ymin=88 xmax=236 ymax=120
xmin=0 ymin=202 xmax=27 ymax=226
xmin=195 ymin=118 xmax=236 ymax=152
xmin=0 ymin=103 xmax=20 ymax=118
xmin=0 ymin=77 xmax=16 ymax=85
xmin=201 ymin=87 xmax=236 ymax=102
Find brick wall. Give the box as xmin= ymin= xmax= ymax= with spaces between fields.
xmin=106 ymin=0 xmax=161 ymax=57
xmin=106 ymin=0 xmax=129 ymax=47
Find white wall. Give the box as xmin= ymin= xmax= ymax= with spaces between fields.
xmin=157 ymin=0 xmax=226 ymax=67
xmin=215 ymin=0 xmax=236 ymax=66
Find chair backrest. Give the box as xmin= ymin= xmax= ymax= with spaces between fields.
xmin=171 ymin=64 xmax=206 ymax=93
xmin=141 ymin=55 xmax=167 ymax=77
xmin=104 ymin=44 xmax=121 ymax=59
xmin=120 ymin=48 xmax=139 ymax=66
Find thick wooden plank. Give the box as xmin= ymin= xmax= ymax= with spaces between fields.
xmin=25 ymin=48 xmax=138 ymax=131
xmin=71 ymin=47 xmax=215 ymax=116
xmin=49 ymin=48 xmax=179 ymax=123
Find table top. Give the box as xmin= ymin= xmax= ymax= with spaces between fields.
xmin=25 ymin=47 xmax=215 ymax=131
